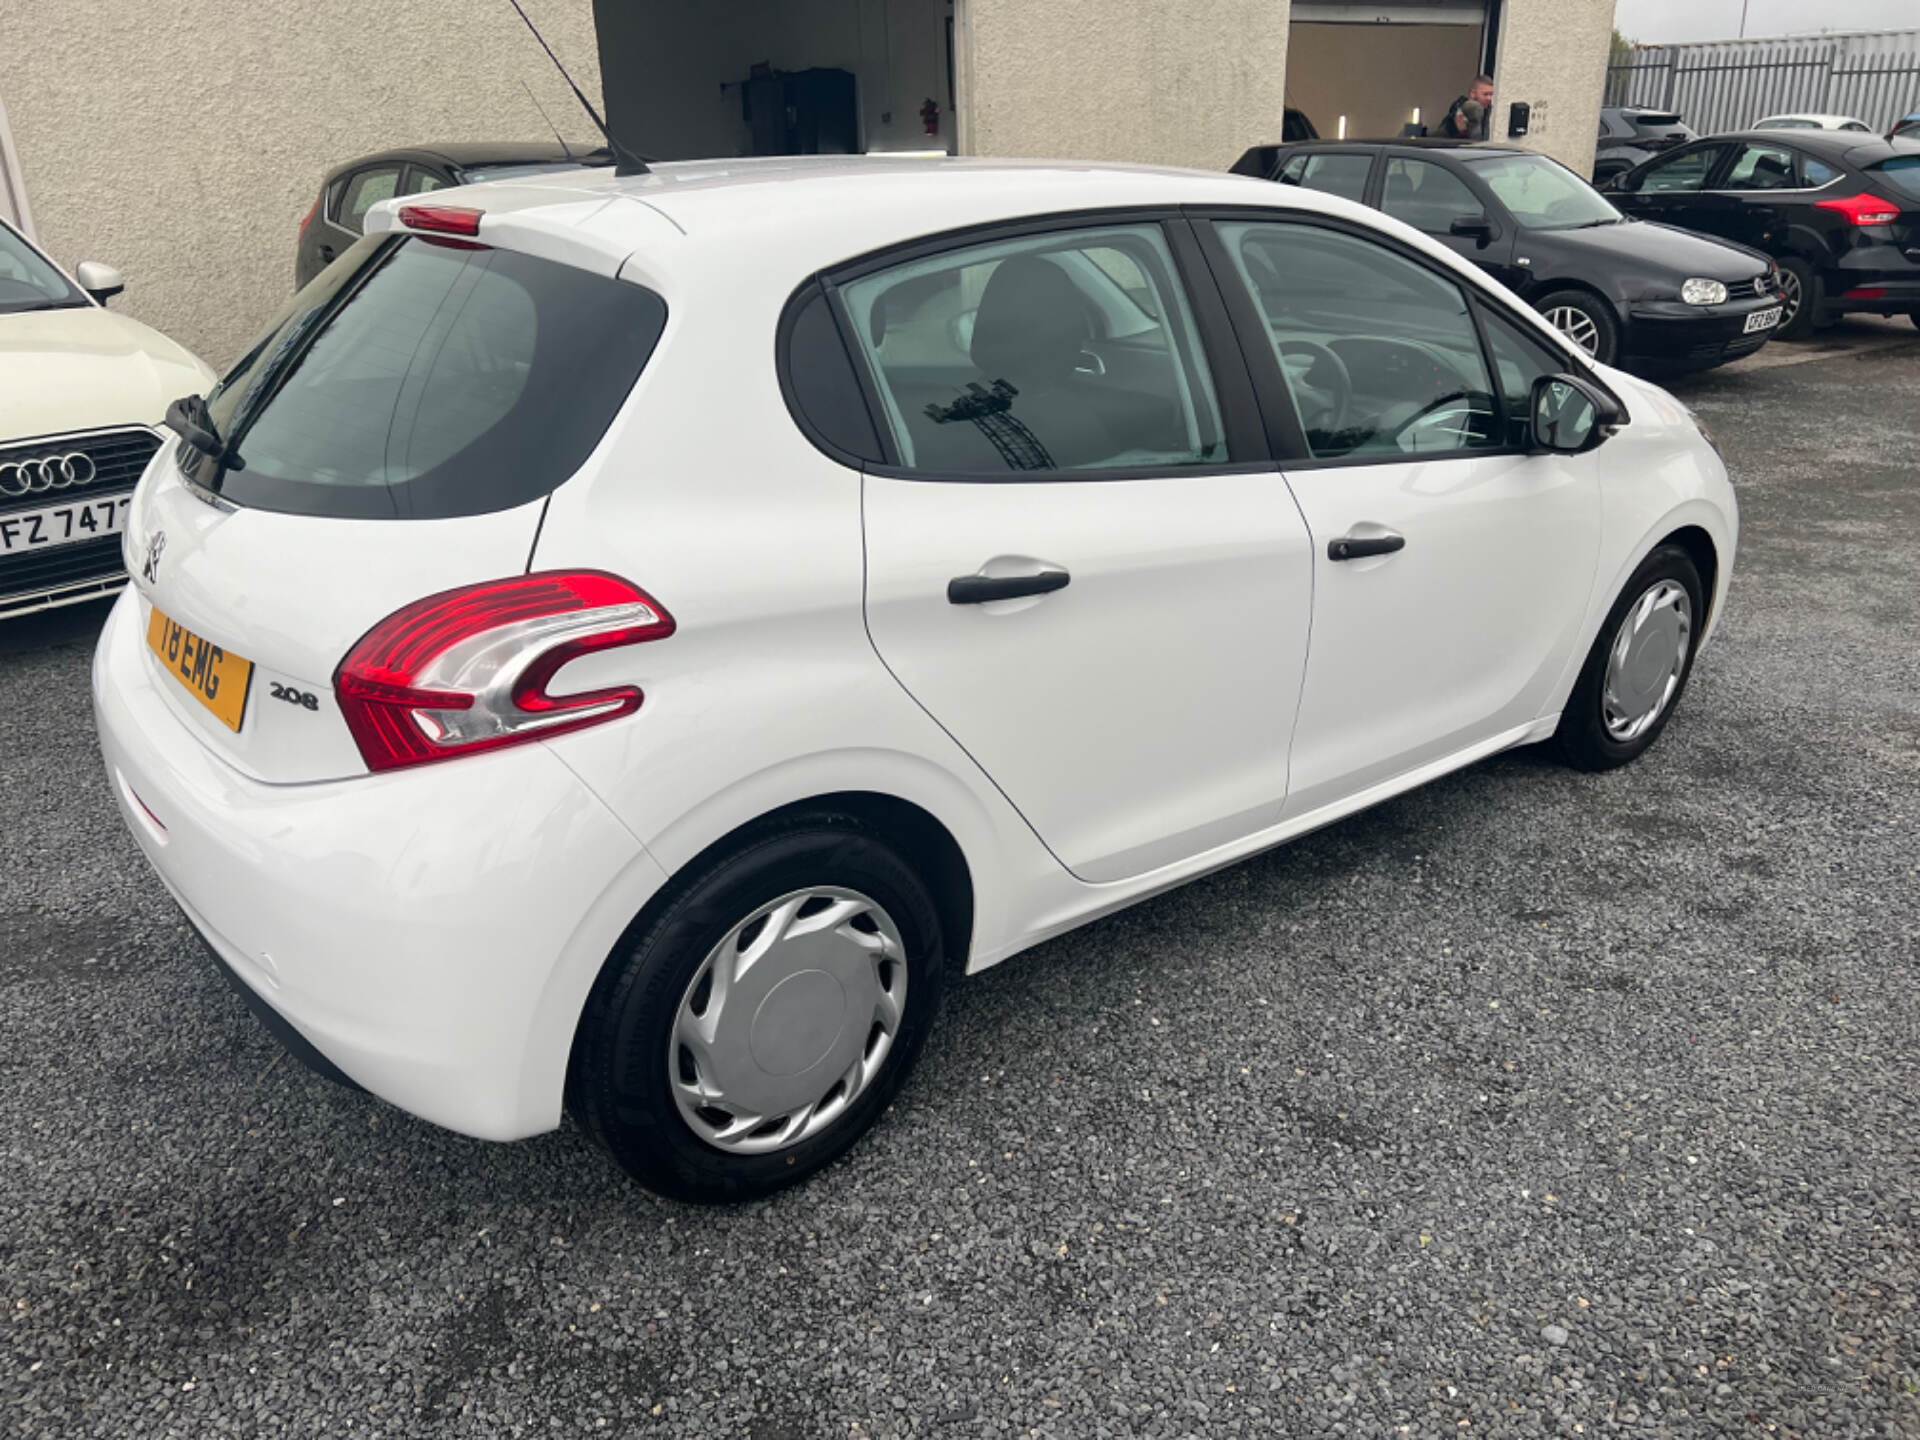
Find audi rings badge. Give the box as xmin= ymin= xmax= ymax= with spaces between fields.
xmin=0 ymin=452 xmax=98 ymax=498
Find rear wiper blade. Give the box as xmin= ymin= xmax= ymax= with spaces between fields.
xmin=164 ymin=394 xmax=243 ymax=480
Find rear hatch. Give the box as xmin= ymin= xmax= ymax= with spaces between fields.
xmin=129 ymin=216 xmax=667 ymax=783
xmin=1861 ymin=152 xmax=1920 ymax=258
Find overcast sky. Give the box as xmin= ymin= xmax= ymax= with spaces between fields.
xmin=1612 ymin=0 xmax=1919 ymax=44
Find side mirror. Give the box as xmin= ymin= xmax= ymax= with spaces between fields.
xmin=75 ymin=261 xmax=125 ymax=304
xmin=1529 ymin=373 xmax=1622 ymax=454
xmin=1448 ymin=215 xmax=1495 ymax=246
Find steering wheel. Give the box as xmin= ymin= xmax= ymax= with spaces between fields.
xmin=1382 ymin=391 xmax=1480 ymax=450
xmin=1277 ymin=339 xmax=1352 ymax=439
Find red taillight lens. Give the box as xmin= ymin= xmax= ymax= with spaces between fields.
xmin=1814 ymin=192 xmax=1900 ymax=227
xmin=334 ymin=572 xmax=674 ymax=773
xmin=298 ymin=193 xmax=321 ymax=240
xmin=397 ymin=204 xmax=483 ymax=237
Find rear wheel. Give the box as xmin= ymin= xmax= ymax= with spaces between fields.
xmin=570 ymin=816 xmax=945 ymax=1203
xmin=1555 ymin=545 xmax=1704 ymax=772
xmin=1775 ymin=257 xmax=1822 ymax=340
xmin=1536 ymin=290 xmax=1619 ymax=366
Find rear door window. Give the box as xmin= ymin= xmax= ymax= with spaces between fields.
xmin=193 ymin=235 xmax=666 ymax=519
xmin=1380 ymin=159 xmax=1484 ymax=234
xmin=1627 ymin=145 xmax=1726 ymax=192
xmin=836 ymin=223 xmax=1228 ymax=475
xmin=1725 ymin=144 xmax=1799 ymax=191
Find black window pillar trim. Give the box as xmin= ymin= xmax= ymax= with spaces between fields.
xmin=1162 ymin=217 xmax=1270 ymax=467
xmin=1183 ymin=214 xmax=1315 ymax=466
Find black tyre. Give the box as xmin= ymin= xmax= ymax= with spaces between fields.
xmin=1555 ymin=545 xmax=1705 ymax=772
xmin=1775 ymin=256 xmax=1822 ymax=340
xmin=570 ymin=815 xmax=946 ymax=1203
xmin=1535 ymin=289 xmax=1620 ymax=366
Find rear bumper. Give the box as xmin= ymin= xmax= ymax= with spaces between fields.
xmin=1623 ymin=294 xmax=1784 ymax=373
xmin=91 ymin=589 xmax=668 ymax=1141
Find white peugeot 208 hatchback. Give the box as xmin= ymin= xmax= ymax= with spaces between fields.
xmin=94 ymin=157 xmax=1736 ymax=1202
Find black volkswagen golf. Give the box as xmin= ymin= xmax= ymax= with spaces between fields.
xmin=1234 ymin=140 xmax=1783 ymax=374
xmin=1602 ymin=129 xmax=1920 ymax=339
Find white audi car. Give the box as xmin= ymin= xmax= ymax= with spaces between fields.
xmin=1 ymin=219 xmax=214 ymax=618
xmin=93 ymin=157 xmax=1736 ymax=1202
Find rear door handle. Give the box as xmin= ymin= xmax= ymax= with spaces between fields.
xmin=1327 ymin=531 xmax=1406 ymax=562
xmin=947 ymin=568 xmax=1070 ymax=604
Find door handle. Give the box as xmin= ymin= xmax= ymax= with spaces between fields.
xmin=1327 ymin=531 xmax=1405 ymax=561
xmin=947 ymin=568 xmax=1070 ymax=604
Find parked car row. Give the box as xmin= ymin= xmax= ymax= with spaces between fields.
xmin=1235 ymin=125 xmax=1920 ymax=367
xmin=1236 ymin=137 xmax=1786 ymax=370
xmin=1603 ymin=127 xmax=1920 ymax=338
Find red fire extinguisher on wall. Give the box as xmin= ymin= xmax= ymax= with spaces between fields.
xmin=920 ymin=97 xmax=941 ymax=137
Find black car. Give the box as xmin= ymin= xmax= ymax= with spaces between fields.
xmin=1232 ymin=140 xmax=1783 ymax=373
xmin=1594 ymin=107 xmax=1696 ymax=185
xmin=295 ymin=142 xmax=612 ymax=288
xmin=1604 ymin=129 xmax=1920 ymax=337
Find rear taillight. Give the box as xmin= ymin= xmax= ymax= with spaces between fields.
xmin=397 ymin=204 xmax=483 ymax=237
xmin=298 ymin=193 xmax=320 ymax=240
xmin=1815 ymin=192 xmax=1900 ymax=227
xmin=334 ymin=572 xmax=674 ymax=773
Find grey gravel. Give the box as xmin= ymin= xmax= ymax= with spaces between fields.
xmin=3 ymin=321 xmax=1918 ymax=1438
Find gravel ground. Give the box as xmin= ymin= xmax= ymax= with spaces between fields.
xmin=3 ymin=323 xmax=1917 ymax=1439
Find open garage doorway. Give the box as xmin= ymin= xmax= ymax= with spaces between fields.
xmin=1285 ymin=1 xmax=1496 ymax=144
xmin=593 ymin=0 xmax=957 ymax=161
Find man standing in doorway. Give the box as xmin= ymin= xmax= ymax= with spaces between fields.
xmin=1444 ymin=75 xmax=1495 ymax=140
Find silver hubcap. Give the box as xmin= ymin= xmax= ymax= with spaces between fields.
xmin=670 ymin=887 xmax=907 ymax=1154
xmin=1546 ymin=304 xmax=1602 ymax=357
xmin=1779 ymin=269 xmax=1802 ymax=325
xmin=1602 ymin=580 xmax=1692 ymax=742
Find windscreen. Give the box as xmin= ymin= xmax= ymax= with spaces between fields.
xmin=0 ymin=221 xmax=86 ymax=314
xmin=1465 ymin=153 xmax=1622 ymax=229
xmin=193 ymin=234 xmax=665 ymax=519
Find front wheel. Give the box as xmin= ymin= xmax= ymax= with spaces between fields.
xmin=1555 ymin=545 xmax=1705 ymax=772
xmin=1535 ymin=289 xmax=1620 ymax=366
xmin=569 ymin=816 xmax=946 ymax=1203
xmin=1775 ymin=257 xmax=1822 ymax=340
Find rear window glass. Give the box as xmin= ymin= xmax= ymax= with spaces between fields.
xmin=1867 ymin=156 xmax=1920 ymax=199
xmin=192 ymin=235 xmax=665 ymax=519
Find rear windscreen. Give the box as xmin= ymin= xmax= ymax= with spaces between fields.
xmin=1867 ymin=155 xmax=1920 ymax=200
xmin=191 ymin=234 xmax=665 ymax=519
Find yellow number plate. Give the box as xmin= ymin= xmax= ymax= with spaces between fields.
xmin=146 ymin=605 xmax=254 ymax=732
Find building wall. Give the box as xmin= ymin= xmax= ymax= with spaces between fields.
xmin=0 ymin=0 xmax=603 ymax=368
xmin=596 ymin=0 xmax=956 ymax=162
xmin=1491 ymin=0 xmax=1615 ymax=175
xmin=1286 ymin=22 xmax=1485 ymax=143
xmin=956 ymin=0 xmax=1293 ymax=170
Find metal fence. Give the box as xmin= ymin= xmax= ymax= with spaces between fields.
xmin=1606 ymin=30 xmax=1920 ymax=135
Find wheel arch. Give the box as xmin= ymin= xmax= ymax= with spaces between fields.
xmin=555 ymin=789 xmax=977 ymax=1120
xmin=1658 ymin=522 xmax=1720 ymax=629
xmin=1532 ymin=278 xmax=1624 ymax=327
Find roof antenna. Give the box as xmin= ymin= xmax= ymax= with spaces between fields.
xmin=503 ymin=0 xmax=650 ymax=175
xmin=521 ymin=79 xmax=574 ymax=162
